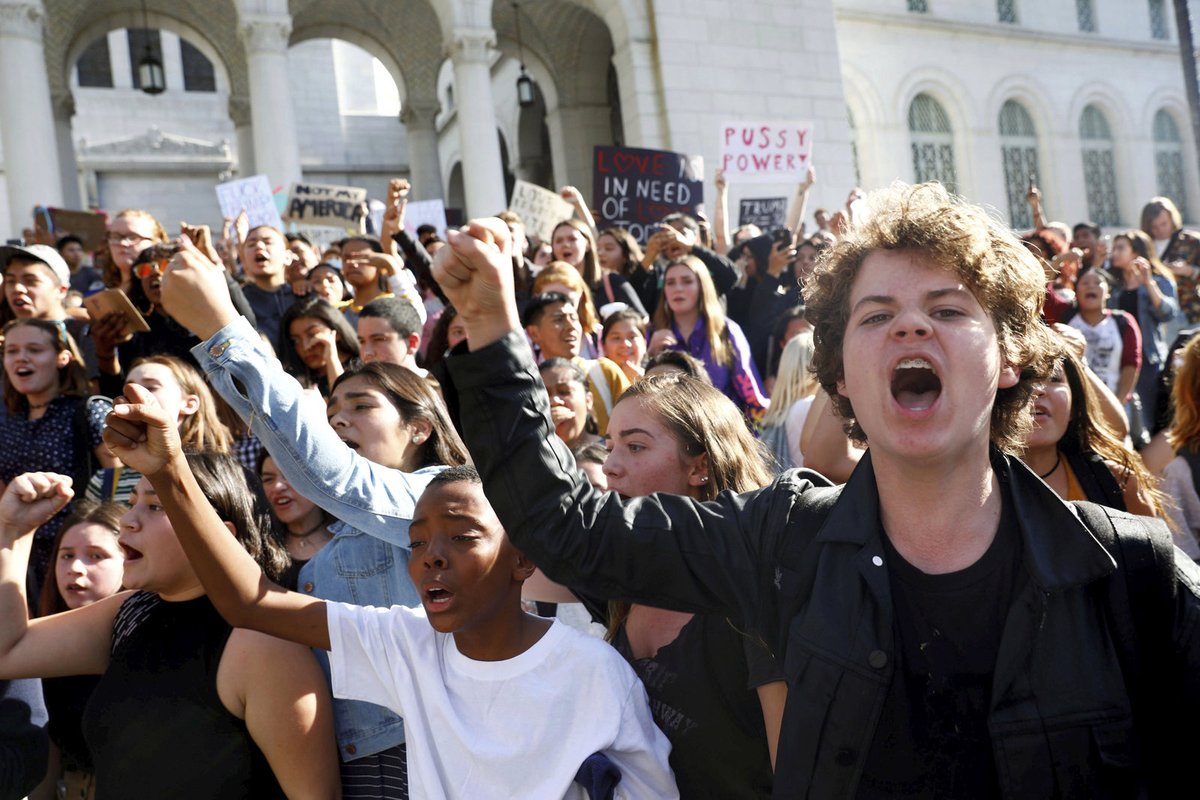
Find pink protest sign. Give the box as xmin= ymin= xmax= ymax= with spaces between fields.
xmin=720 ymin=121 xmax=813 ymax=183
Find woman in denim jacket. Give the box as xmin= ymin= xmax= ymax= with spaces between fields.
xmin=189 ymin=312 xmax=469 ymax=800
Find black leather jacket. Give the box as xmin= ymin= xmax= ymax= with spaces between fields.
xmin=448 ymin=332 xmax=1200 ymax=798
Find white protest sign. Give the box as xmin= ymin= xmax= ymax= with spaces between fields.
xmin=283 ymin=182 xmax=368 ymax=228
xmin=508 ymin=180 xmax=574 ymax=242
xmin=403 ymin=199 xmax=448 ymax=238
xmin=720 ymin=121 xmax=813 ymax=183
xmin=215 ymin=175 xmax=283 ymax=230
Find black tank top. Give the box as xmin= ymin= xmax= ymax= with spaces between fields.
xmin=82 ymin=592 xmax=285 ymax=799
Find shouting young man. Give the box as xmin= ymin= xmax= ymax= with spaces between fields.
xmin=434 ymin=182 xmax=1200 ymax=798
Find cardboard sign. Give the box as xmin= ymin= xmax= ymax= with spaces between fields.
xmin=738 ymin=197 xmax=787 ymax=232
xmin=508 ymin=180 xmax=574 ymax=242
xmin=31 ymin=207 xmax=109 ymax=250
xmin=592 ymin=145 xmax=704 ymax=242
xmin=720 ymin=121 xmax=813 ymax=183
xmin=283 ymin=182 xmax=368 ymax=228
xmin=216 ymin=175 xmax=283 ymax=231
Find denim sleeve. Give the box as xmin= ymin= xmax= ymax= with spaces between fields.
xmin=192 ymin=316 xmax=431 ymax=547
xmin=1150 ymin=276 xmax=1178 ymax=323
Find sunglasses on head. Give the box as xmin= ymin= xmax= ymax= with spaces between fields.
xmin=134 ymin=259 xmax=170 ymax=279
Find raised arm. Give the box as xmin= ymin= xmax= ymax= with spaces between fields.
xmin=433 ymin=220 xmax=818 ymax=617
xmin=159 ymin=238 xmax=433 ymax=546
xmin=104 ymin=385 xmax=330 ymax=651
xmin=0 ymin=474 xmax=120 ymax=681
xmin=560 ymin=186 xmax=598 ymax=235
xmin=713 ymin=168 xmax=731 ymax=255
xmin=784 ymin=166 xmax=816 ymax=239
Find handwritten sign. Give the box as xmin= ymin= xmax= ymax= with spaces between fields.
xmin=720 ymin=121 xmax=813 ymax=183
xmin=283 ymin=182 xmax=367 ymax=228
xmin=592 ymin=145 xmax=704 ymax=242
xmin=32 ymin=207 xmax=109 ymax=250
xmin=216 ymin=175 xmax=283 ymax=231
xmin=738 ymin=197 xmax=787 ymax=232
xmin=403 ymin=199 xmax=448 ymax=239
xmin=509 ymin=180 xmax=574 ymax=242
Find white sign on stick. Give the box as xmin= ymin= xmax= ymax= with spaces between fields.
xmin=508 ymin=180 xmax=574 ymax=242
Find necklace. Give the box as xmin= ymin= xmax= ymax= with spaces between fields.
xmin=288 ymin=519 xmax=329 ymax=551
xmin=1038 ymin=451 xmax=1062 ymax=480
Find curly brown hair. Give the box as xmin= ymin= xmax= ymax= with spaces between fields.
xmin=804 ymin=182 xmax=1062 ymax=454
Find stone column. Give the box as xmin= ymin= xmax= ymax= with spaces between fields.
xmin=229 ymin=95 xmax=256 ymax=176
xmin=0 ymin=1 xmax=63 ymax=236
xmin=160 ymin=30 xmax=184 ymax=93
xmin=447 ymin=28 xmax=507 ymax=217
xmin=240 ymin=16 xmax=301 ymax=189
xmin=400 ymin=102 xmax=444 ymax=202
xmin=108 ymin=29 xmax=133 ymax=90
xmin=544 ymin=103 xmax=611 ymax=199
xmin=52 ymin=91 xmax=82 ymax=209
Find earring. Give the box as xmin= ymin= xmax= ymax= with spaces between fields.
xmin=700 ymin=476 xmax=709 ymax=483
xmin=413 ymin=435 xmax=424 ymax=444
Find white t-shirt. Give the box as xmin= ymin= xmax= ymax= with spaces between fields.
xmin=1067 ymin=313 xmax=1125 ymax=393
xmin=326 ymin=602 xmax=678 ymax=800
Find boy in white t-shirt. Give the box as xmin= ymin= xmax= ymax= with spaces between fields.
xmin=104 ymin=391 xmax=678 ymax=800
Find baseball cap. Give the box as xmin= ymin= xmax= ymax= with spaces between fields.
xmin=0 ymin=244 xmax=72 ymax=286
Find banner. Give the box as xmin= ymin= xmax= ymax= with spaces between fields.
xmin=283 ymin=182 xmax=368 ymax=228
xmin=592 ymin=145 xmax=704 ymax=242
xmin=720 ymin=121 xmax=813 ymax=183
xmin=215 ymin=175 xmax=283 ymax=231
xmin=508 ymin=180 xmax=573 ymax=242
xmin=737 ymin=197 xmax=787 ymax=232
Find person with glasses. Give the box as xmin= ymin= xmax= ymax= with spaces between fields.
xmin=93 ymin=234 xmax=256 ymax=397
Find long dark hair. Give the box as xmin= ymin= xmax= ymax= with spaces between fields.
xmin=278 ymin=295 xmax=360 ymax=386
xmin=186 ymin=452 xmax=291 ymax=584
xmin=331 ymin=362 xmax=469 ymax=469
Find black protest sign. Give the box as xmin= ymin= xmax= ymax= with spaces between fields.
xmin=592 ymin=146 xmax=704 ymax=242
xmin=737 ymin=197 xmax=787 ymax=232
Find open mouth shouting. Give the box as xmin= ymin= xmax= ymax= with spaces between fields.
xmin=891 ymin=357 xmax=942 ymax=413
xmin=423 ymin=580 xmax=455 ymax=612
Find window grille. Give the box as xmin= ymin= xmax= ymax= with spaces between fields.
xmin=76 ymin=36 xmax=113 ymax=88
xmin=909 ymin=93 xmax=957 ymax=193
xmin=848 ymin=108 xmax=862 ymax=186
xmin=181 ymin=40 xmax=216 ymax=92
xmin=1080 ymin=105 xmax=1120 ymax=226
xmin=998 ymin=0 xmax=1017 ymax=24
xmin=1154 ymin=109 xmax=1189 ymax=220
xmin=908 ymin=0 xmax=928 ymax=13
xmin=999 ymin=100 xmax=1039 ymax=228
xmin=1076 ymin=0 xmax=1095 ymax=32
xmin=1149 ymin=0 xmax=1169 ymax=39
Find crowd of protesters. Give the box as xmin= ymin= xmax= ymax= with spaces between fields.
xmin=0 ymin=160 xmax=1196 ymax=800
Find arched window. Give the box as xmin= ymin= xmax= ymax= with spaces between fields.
xmin=1154 ymin=109 xmax=1189 ymax=220
xmin=908 ymin=93 xmax=957 ymax=192
xmin=1149 ymin=0 xmax=1169 ymax=40
xmin=999 ymin=100 xmax=1039 ymax=228
xmin=1080 ymin=105 xmax=1120 ymax=226
xmin=1076 ymin=0 xmax=1095 ymax=32
xmin=848 ymin=107 xmax=861 ymax=186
